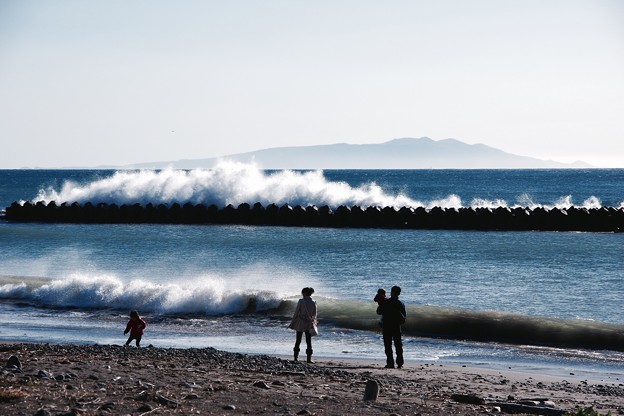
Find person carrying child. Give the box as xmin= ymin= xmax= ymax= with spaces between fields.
xmin=376 ymin=286 xmax=406 ymax=368
xmin=124 ymin=310 xmax=147 ymax=347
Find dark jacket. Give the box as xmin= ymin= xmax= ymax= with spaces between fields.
xmin=376 ymin=296 xmax=406 ymax=327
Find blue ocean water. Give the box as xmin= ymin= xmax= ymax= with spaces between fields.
xmin=0 ymin=164 xmax=622 ymax=380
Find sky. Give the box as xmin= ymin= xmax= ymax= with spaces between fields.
xmin=0 ymin=0 xmax=623 ymax=168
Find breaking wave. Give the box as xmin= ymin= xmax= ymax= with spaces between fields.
xmin=34 ymin=161 xmax=419 ymax=209
xmin=1 ymin=275 xmax=622 ymax=352
xmin=31 ymin=161 xmax=610 ymax=210
xmin=0 ymin=274 xmax=284 ymax=315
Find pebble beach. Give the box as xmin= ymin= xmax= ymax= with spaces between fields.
xmin=0 ymin=343 xmax=622 ymax=415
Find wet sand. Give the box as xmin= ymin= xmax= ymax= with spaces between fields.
xmin=0 ymin=343 xmax=622 ymax=415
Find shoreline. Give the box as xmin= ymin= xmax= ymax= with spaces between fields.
xmin=1 ymin=343 xmax=622 ymax=415
xmin=3 ymin=331 xmax=622 ymax=384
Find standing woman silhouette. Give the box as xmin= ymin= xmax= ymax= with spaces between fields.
xmin=288 ymin=287 xmax=317 ymax=363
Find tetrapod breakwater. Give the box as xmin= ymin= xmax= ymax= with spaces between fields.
xmin=4 ymin=201 xmax=623 ymax=232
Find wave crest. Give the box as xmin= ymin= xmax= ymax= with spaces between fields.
xmin=31 ymin=161 xmax=609 ymax=210
xmin=34 ymin=161 xmax=420 ymax=209
xmin=0 ymin=274 xmax=284 ymax=315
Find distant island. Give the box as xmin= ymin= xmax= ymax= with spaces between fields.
xmin=114 ymin=137 xmax=592 ymax=170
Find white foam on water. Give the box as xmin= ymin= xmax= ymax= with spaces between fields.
xmin=30 ymin=161 xmax=612 ymax=210
xmin=470 ymin=198 xmax=509 ymax=209
xmin=34 ymin=161 xmax=420 ymax=209
xmin=582 ymin=196 xmax=602 ymax=209
xmin=0 ymin=273 xmax=294 ymax=315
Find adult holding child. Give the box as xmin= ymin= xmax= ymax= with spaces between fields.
xmin=288 ymin=287 xmax=318 ymax=363
xmin=376 ymin=285 xmax=406 ymax=368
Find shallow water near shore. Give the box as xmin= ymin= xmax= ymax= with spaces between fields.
xmin=0 ymin=301 xmax=622 ymax=383
xmin=0 ymin=167 xmax=622 ymax=381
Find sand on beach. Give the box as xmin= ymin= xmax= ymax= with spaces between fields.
xmin=0 ymin=343 xmax=622 ymax=415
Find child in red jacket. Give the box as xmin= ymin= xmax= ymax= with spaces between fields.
xmin=124 ymin=310 xmax=147 ymax=347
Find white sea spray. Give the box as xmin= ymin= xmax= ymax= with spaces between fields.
xmin=34 ymin=161 xmax=421 ymax=209
xmin=0 ymin=273 xmax=288 ymax=315
xmin=27 ymin=162 xmax=619 ymax=210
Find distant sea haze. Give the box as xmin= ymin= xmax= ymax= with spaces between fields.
xmin=101 ymin=137 xmax=591 ymax=170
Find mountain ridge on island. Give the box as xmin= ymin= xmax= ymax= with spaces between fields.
xmin=113 ymin=137 xmax=592 ymax=170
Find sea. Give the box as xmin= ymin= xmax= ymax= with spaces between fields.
xmin=0 ymin=163 xmax=622 ymax=381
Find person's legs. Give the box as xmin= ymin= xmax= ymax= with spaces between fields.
xmin=393 ymin=330 xmax=403 ymax=368
xmin=305 ymin=331 xmax=314 ymax=363
xmin=382 ymin=328 xmax=395 ymax=368
xmin=135 ymin=334 xmax=142 ymax=348
xmin=125 ymin=335 xmax=135 ymax=346
xmin=294 ymin=331 xmax=303 ymax=361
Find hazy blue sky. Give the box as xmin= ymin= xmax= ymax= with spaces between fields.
xmin=1 ymin=0 xmax=623 ymax=168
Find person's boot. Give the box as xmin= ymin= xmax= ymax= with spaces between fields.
xmin=293 ymin=347 xmax=300 ymax=362
xmin=306 ymin=348 xmax=314 ymax=363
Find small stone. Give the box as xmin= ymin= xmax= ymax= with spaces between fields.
xmin=451 ymin=393 xmax=485 ymax=405
xmin=137 ymin=404 xmax=152 ymax=412
xmin=7 ymin=355 xmax=22 ymax=370
xmin=541 ymin=400 xmax=556 ymax=408
xmin=138 ymin=379 xmax=155 ymax=388
xmin=223 ymin=404 xmax=236 ymax=410
xmin=156 ymin=394 xmax=180 ymax=406
xmin=37 ymin=370 xmax=53 ymax=379
xmin=253 ymin=380 xmax=270 ymax=389
xmin=137 ymin=391 xmax=151 ymax=402
xmin=98 ymin=403 xmax=115 ymax=411
xmin=185 ymin=393 xmax=199 ymax=400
